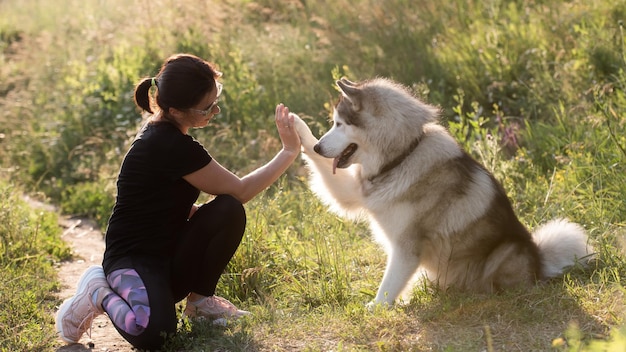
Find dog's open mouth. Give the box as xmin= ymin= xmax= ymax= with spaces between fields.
xmin=332 ymin=143 xmax=358 ymax=174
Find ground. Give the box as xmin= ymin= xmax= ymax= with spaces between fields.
xmin=53 ymin=214 xmax=134 ymax=352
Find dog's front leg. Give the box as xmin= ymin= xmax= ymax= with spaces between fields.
xmin=371 ymin=247 xmax=420 ymax=306
xmin=291 ymin=113 xmax=319 ymax=153
xmin=292 ymin=112 xmax=362 ymax=217
xmin=291 ymin=112 xmax=334 ymax=171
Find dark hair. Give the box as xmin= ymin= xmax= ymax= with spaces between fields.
xmin=134 ymin=54 xmax=222 ymax=114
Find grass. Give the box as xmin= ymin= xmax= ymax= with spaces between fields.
xmin=157 ymin=180 xmax=626 ymax=351
xmin=1 ymin=0 xmax=626 ymax=350
xmin=0 ymin=182 xmax=71 ymax=351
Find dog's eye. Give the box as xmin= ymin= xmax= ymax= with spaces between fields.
xmin=335 ymin=122 xmax=342 ymax=127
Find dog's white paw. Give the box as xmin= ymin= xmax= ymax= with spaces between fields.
xmin=290 ymin=113 xmax=318 ymax=152
xmin=365 ymin=300 xmax=392 ymax=312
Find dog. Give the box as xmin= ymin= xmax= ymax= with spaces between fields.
xmin=292 ymin=77 xmax=594 ymax=306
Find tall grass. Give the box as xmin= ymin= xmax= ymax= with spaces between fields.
xmin=1 ymin=0 xmax=625 ymax=350
xmin=0 ymin=182 xmax=71 ymax=351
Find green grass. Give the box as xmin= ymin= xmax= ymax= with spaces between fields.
xmin=1 ymin=0 xmax=626 ymax=350
xmin=0 ymin=182 xmax=71 ymax=351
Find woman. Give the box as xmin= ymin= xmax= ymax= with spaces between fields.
xmin=55 ymin=53 xmax=301 ymax=350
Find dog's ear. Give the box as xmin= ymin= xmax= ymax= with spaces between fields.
xmin=336 ymin=79 xmax=362 ymax=111
xmin=338 ymin=77 xmax=356 ymax=87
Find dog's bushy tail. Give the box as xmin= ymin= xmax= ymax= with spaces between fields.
xmin=532 ymin=218 xmax=594 ymax=278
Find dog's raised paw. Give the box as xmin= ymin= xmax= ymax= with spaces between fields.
xmin=290 ymin=113 xmax=318 ymax=151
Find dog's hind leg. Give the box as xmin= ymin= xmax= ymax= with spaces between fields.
xmin=372 ymin=248 xmax=420 ymax=306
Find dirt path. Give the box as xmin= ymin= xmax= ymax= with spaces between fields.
xmin=53 ymin=214 xmax=134 ymax=352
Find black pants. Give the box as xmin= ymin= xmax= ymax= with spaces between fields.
xmin=106 ymin=195 xmax=246 ymax=351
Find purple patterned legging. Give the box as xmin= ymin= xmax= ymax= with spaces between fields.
xmin=103 ymin=268 xmax=150 ymax=336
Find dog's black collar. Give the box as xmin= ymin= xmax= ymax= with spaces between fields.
xmin=370 ymin=136 xmax=422 ymax=181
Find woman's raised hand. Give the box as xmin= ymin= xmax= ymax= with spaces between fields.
xmin=275 ymin=103 xmax=301 ymax=153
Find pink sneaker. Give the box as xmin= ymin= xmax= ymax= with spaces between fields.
xmin=184 ymin=295 xmax=250 ymax=320
xmin=55 ymin=266 xmax=108 ymax=344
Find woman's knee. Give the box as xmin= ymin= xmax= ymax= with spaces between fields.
xmin=216 ymin=195 xmax=246 ymax=239
xmin=198 ymin=194 xmax=246 ymax=225
xmin=215 ymin=194 xmax=245 ymax=219
xmin=187 ymin=194 xmax=246 ymax=242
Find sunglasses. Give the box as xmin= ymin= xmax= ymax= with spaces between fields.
xmin=189 ymin=82 xmax=222 ymax=116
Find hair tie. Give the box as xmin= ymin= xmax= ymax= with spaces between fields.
xmin=151 ymin=77 xmax=157 ymax=88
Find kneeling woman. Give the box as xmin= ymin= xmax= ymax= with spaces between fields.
xmin=56 ymin=53 xmax=301 ymax=350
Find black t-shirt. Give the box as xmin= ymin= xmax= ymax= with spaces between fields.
xmin=103 ymin=121 xmax=212 ymax=272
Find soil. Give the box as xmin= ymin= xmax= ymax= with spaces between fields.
xmin=52 ymin=213 xmax=134 ymax=352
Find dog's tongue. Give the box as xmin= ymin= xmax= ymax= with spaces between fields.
xmin=332 ymin=157 xmax=338 ymax=175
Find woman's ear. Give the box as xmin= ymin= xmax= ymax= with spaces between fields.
xmin=168 ymin=107 xmax=185 ymax=119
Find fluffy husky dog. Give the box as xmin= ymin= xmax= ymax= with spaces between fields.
xmin=292 ymin=77 xmax=593 ymax=306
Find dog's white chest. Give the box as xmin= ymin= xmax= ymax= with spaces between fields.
xmin=366 ymin=203 xmax=415 ymax=245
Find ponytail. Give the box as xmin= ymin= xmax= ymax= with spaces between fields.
xmin=134 ymin=54 xmax=221 ymax=116
xmin=133 ymin=77 xmax=154 ymax=114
